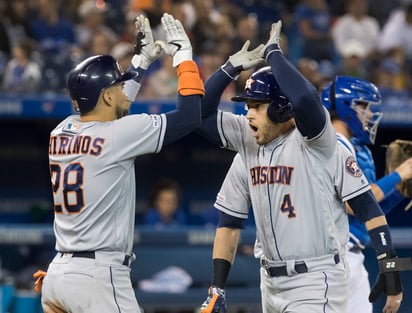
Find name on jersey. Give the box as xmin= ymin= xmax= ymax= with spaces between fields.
xmin=49 ymin=135 xmax=105 ymax=156
xmin=250 ymin=165 xmax=294 ymax=185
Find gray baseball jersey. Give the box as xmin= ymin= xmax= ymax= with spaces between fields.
xmin=49 ymin=113 xmax=166 ymax=254
xmin=215 ymin=109 xmax=370 ymax=262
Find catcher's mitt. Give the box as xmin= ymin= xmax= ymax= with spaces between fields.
xmin=386 ymin=139 xmax=412 ymax=203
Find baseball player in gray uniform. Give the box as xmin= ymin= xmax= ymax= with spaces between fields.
xmin=36 ymin=14 xmax=205 ymax=313
xmin=198 ymin=21 xmax=403 ymax=313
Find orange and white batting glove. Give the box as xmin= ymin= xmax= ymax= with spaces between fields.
xmin=33 ymin=269 xmax=47 ymax=293
xmin=200 ymin=286 xmax=227 ymax=313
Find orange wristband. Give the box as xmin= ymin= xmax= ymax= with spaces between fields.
xmin=177 ymin=60 xmax=205 ymax=96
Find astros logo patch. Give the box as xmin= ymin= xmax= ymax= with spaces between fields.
xmin=345 ymin=155 xmax=362 ymax=177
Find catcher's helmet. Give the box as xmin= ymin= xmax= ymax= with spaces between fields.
xmin=67 ymin=55 xmax=137 ymax=114
xmin=232 ymin=66 xmax=292 ymax=123
xmin=322 ymin=75 xmax=383 ymax=144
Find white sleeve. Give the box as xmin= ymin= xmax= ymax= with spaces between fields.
xmin=112 ymin=113 xmax=167 ymax=160
xmin=217 ymin=111 xmax=252 ymax=151
xmin=214 ymin=153 xmax=251 ymax=219
xmin=335 ymin=144 xmax=370 ymax=202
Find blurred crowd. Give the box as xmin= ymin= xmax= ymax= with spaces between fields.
xmin=1 ymin=0 xmax=412 ymax=106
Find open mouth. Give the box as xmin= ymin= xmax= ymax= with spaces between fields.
xmin=249 ymin=124 xmax=258 ymax=136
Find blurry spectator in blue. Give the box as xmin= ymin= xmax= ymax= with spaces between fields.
xmin=29 ymin=0 xmax=77 ymax=92
xmin=294 ymin=0 xmax=335 ymax=62
xmin=229 ymin=0 xmax=285 ymax=40
xmin=143 ymin=178 xmax=188 ymax=228
xmin=375 ymin=57 xmax=410 ymax=103
xmin=29 ymin=0 xmax=76 ymax=57
xmin=1 ymin=39 xmax=41 ymax=94
xmin=332 ymin=0 xmax=380 ymax=61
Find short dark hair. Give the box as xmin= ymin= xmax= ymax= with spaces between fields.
xmin=148 ymin=178 xmax=181 ymax=208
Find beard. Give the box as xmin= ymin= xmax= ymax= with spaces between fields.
xmin=115 ymin=106 xmax=128 ymax=119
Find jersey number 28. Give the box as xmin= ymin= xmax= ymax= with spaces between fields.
xmin=50 ymin=163 xmax=85 ymax=214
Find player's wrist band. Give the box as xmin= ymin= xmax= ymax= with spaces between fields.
xmin=220 ymin=61 xmax=241 ymax=80
xmin=127 ymin=64 xmax=146 ymax=83
xmin=376 ymin=172 xmax=401 ymax=197
xmin=264 ymin=44 xmax=282 ymax=60
xmin=212 ymin=258 xmax=231 ymax=289
xmin=369 ymin=224 xmax=395 ymax=257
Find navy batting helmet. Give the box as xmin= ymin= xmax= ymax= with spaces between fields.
xmin=67 ymin=55 xmax=137 ymax=114
xmin=322 ymin=75 xmax=383 ymax=144
xmin=232 ymin=66 xmax=292 ymax=123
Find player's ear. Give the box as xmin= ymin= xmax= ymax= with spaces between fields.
xmin=72 ymin=100 xmax=80 ymax=112
xmin=101 ymin=88 xmax=115 ymax=107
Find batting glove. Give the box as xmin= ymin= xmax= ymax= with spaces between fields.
xmin=33 ymin=269 xmax=47 ymax=293
xmin=200 ymin=286 xmax=227 ymax=313
xmin=160 ymin=13 xmax=192 ymax=67
xmin=262 ymin=20 xmax=283 ymax=60
xmin=131 ymin=15 xmax=164 ymax=70
xmin=221 ymin=40 xmax=265 ymax=80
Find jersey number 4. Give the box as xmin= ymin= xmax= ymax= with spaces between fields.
xmin=50 ymin=163 xmax=85 ymax=214
xmin=280 ymin=194 xmax=296 ymax=218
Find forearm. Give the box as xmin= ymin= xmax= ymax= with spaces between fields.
xmin=374 ymin=172 xmax=402 ymax=201
xmin=349 ymin=191 xmax=395 ymax=258
xmin=365 ymin=215 xmax=388 ymax=231
xmin=371 ymin=183 xmax=385 ymax=202
xmin=164 ymin=94 xmax=201 ymax=145
xmin=366 ymin=215 xmax=396 ymax=260
xmin=198 ymin=68 xmax=230 ymax=147
xmin=265 ymin=50 xmax=326 ymax=138
xmin=202 ymin=68 xmax=233 ymax=118
xmin=212 ymin=227 xmax=241 ymax=264
xmin=163 ymin=61 xmax=204 ymax=145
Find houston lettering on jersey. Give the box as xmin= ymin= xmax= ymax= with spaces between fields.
xmin=250 ymin=165 xmax=294 ymax=185
xmin=49 ymin=135 xmax=105 ymax=156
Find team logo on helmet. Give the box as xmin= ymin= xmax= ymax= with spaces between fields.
xmin=244 ymin=78 xmax=255 ymax=91
xmin=345 ymin=155 xmax=362 ymax=177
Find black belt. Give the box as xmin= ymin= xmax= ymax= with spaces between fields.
xmin=60 ymin=251 xmax=131 ymax=266
xmin=264 ymin=254 xmax=340 ymax=277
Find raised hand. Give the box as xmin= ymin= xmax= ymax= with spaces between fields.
xmin=160 ymin=13 xmax=192 ymax=67
xmin=131 ymin=15 xmax=164 ymax=70
xmin=262 ymin=20 xmax=283 ymax=60
xmin=221 ymin=40 xmax=264 ymax=80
